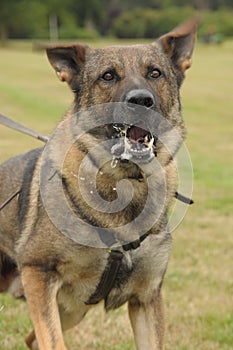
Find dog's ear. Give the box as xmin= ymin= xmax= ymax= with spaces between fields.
xmin=156 ymin=18 xmax=199 ymax=83
xmin=46 ymin=44 xmax=90 ymax=88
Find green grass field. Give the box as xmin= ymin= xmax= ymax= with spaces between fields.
xmin=0 ymin=39 xmax=232 ymax=349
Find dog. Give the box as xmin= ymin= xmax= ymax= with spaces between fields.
xmin=0 ymin=19 xmax=197 ymax=350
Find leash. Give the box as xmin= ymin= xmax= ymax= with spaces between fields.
xmin=0 ymin=113 xmax=48 ymax=211
xmin=0 ymin=189 xmax=21 ymax=211
xmin=0 ymin=113 xmax=48 ymax=143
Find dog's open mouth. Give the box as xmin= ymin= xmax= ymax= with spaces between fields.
xmin=111 ymin=124 xmax=157 ymax=163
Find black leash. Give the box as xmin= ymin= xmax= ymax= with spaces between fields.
xmin=0 ymin=113 xmax=48 ymax=212
xmin=0 ymin=113 xmax=48 ymax=143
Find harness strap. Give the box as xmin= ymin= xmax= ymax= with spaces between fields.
xmin=84 ymin=191 xmax=194 ymax=305
xmin=175 ymin=191 xmax=194 ymax=205
xmin=86 ymin=231 xmax=151 ymax=305
xmin=85 ymin=250 xmax=123 ymax=305
xmin=0 ymin=189 xmax=21 ymax=211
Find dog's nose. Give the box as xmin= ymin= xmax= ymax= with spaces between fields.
xmin=126 ymin=89 xmax=155 ymax=108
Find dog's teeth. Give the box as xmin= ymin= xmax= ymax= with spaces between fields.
xmin=125 ymin=138 xmax=132 ymax=149
xmin=148 ymin=137 xmax=154 ymax=149
xmin=111 ymin=157 xmax=118 ymax=168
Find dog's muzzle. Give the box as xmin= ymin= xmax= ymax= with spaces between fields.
xmin=111 ymin=124 xmax=157 ymax=163
xmin=111 ymin=89 xmax=157 ymax=163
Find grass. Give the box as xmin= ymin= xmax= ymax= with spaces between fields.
xmin=0 ymin=39 xmax=233 ymax=349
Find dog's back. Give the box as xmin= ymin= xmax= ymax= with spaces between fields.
xmin=0 ymin=148 xmax=41 ymax=294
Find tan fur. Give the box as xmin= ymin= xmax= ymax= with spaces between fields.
xmin=0 ymin=19 xmax=197 ymax=349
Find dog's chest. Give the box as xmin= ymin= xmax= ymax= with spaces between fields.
xmin=105 ymin=232 xmax=171 ymax=309
xmin=57 ymin=232 xmax=171 ymax=312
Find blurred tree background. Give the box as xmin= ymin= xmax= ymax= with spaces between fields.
xmin=0 ymin=0 xmax=233 ymax=45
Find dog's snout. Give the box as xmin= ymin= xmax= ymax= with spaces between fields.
xmin=126 ymin=89 xmax=155 ymax=108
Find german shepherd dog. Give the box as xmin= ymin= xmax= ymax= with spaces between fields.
xmin=0 ymin=19 xmax=197 ymax=350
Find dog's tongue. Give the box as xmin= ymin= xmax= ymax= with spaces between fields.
xmin=127 ymin=126 xmax=148 ymax=142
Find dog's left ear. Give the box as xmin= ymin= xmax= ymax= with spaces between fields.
xmin=46 ymin=44 xmax=90 ymax=89
xmin=156 ymin=18 xmax=199 ymax=83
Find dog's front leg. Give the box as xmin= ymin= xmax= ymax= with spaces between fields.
xmin=22 ymin=266 xmax=66 ymax=350
xmin=128 ymin=291 xmax=165 ymax=350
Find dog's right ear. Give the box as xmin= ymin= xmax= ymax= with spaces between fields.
xmin=46 ymin=44 xmax=90 ymax=88
xmin=156 ymin=18 xmax=199 ymax=85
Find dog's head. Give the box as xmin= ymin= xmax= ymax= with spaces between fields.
xmin=46 ymin=19 xmax=197 ymax=166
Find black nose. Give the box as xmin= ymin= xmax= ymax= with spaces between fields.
xmin=126 ymin=89 xmax=155 ymax=108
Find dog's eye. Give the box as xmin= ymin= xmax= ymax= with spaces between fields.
xmin=148 ymin=68 xmax=161 ymax=80
xmin=101 ymin=71 xmax=115 ymax=82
